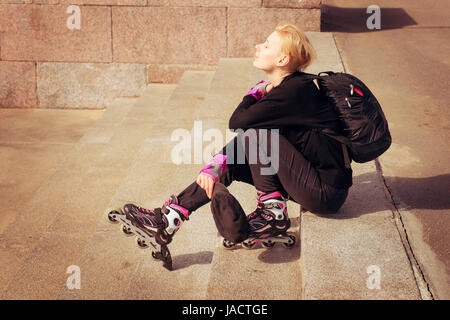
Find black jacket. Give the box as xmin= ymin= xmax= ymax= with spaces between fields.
xmin=229 ymin=71 xmax=352 ymax=189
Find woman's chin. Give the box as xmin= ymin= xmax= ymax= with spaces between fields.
xmin=252 ymin=60 xmax=262 ymax=69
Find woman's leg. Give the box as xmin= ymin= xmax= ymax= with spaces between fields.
xmin=177 ymin=127 xmax=348 ymax=215
xmin=238 ymin=128 xmax=287 ymax=196
xmin=245 ymin=129 xmax=349 ymax=214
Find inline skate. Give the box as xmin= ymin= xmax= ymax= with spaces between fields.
xmin=222 ymin=190 xmax=296 ymax=250
xmin=106 ymin=194 xmax=189 ymax=271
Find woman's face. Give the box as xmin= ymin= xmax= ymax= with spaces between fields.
xmin=253 ymin=31 xmax=288 ymax=71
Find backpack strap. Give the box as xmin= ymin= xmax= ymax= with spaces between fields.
xmin=301 ymin=71 xmax=335 ymax=80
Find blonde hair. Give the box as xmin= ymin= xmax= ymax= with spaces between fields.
xmin=275 ymin=23 xmax=317 ymax=72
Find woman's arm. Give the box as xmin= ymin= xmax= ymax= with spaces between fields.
xmin=229 ymin=93 xmax=302 ymax=130
xmin=229 ymin=80 xmax=329 ymax=131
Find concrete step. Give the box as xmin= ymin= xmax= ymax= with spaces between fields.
xmin=0 ymin=109 xmax=103 ymax=235
xmin=0 ymin=84 xmax=177 ymax=299
xmin=205 ymin=201 xmax=302 ymax=300
xmin=55 ymin=70 xmax=215 ymax=300
xmin=300 ymin=161 xmax=420 ymax=299
xmin=0 ymin=98 xmax=136 ymax=294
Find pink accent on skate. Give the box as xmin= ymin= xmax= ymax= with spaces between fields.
xmin=247 ymin=211 xmax=258 ymax=219
xmin=163 ymin=194 xmax=178 ymax=207
xmin=260 ymin=191 xmax=284 ymax=201
xmin=170 ymin=203 xmax=189 ymax=218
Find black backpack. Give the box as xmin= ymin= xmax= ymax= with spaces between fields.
xmin=303 ymin=71 xmax=392 ymax=167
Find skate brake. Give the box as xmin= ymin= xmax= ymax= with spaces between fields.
xmin=152 ymin=245 xmax=173 ymax=271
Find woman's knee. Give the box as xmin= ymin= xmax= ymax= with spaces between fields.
xmin=297 ymin=188 xmax=349 ymax=215
xmin=316 ymin=187 xmax=349 ymax=215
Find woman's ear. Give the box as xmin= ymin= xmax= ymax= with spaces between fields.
xmin=277 ymin=54 xmax=290 ymax=67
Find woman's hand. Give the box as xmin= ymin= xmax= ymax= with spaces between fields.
xmin=197 ymin=153 xmax=227 ymax=199
xmin=266 ymin=83 xmax=274 ymax=93
xmin=196 ymin=172 xmax=215 ymax=199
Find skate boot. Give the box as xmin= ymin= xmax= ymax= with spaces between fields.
xmin=242 ymin=190 xmax=295 ymax=249
xmin=106 ymin=194 xmax=189 ymax=271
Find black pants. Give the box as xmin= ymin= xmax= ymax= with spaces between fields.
xmin=176 ymin=129 xmax=349 ymax=242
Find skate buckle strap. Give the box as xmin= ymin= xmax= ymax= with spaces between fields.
xmin=169 ymin=203 xmax=189 ymax=219
xmin=259 ymin=190 xmax=285 ymax=201
xmin=163 ymin=194 xmax=189 ymax=220
xmin=163 ymin=194 xmax=178 ymax=207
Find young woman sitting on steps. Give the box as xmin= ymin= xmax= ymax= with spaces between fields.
xmin=119 ymin=23 xmax=352 ymax=250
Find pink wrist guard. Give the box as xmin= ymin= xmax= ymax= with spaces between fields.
xmin=247 ymin=87 xmax=265 ymax=100
xmin=246 ymin=80 xmax=270 ymax=100
xmin=199 ymin=154 xmax=227 ymax=182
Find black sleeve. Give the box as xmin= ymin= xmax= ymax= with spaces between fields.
xmin=228 ymin=92 xmax=305 ymax=130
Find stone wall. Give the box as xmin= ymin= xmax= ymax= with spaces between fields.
xmin=0 ymin=0 xmax=321 ymax=108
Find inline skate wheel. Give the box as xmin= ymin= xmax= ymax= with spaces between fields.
xmin=136 ymin=237 xmax=149 ymax=249
xmin=151 ymin=251 xmax=160 ymax=260
xmin=261 ymin=240 xmax=275 ymax=249
xmin=283 ymin=235 xmax=296 ymax=248
xmin=121 ymin=225 xmax=134 ymax=236
xmin=242 ymin=240 xmax=257 ymax=249
xmin=222 ymin=239 xmax=236 ymax=250
xmin=106 ymin=209 xmax=121 ymax=224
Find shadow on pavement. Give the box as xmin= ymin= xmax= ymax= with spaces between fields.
xmin=172 ymin=251 xmax=214 ymax=270
xmin=257 ymin=233 xmax=301 ymax=265
xmin=321 ymin=4 xmax=417 ymax=33
xmin=384 ymin=174 xmax=450 ymax=211
xmin=312 ymin=172 xmax=450 ymax=220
